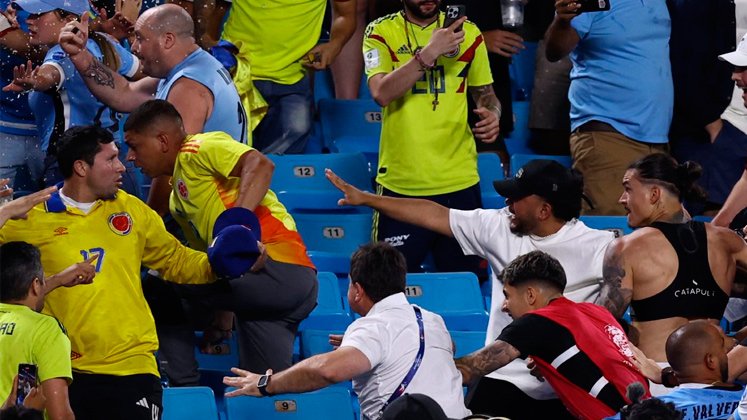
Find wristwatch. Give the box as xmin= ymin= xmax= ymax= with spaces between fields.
xmin=257 ymin=373 xmax=273 ymax=396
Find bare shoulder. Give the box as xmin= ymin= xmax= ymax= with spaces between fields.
xmin=705 ymin=223 xmax=745 ymax=252
xmin=169 ymin=77 xmax=213 ymax=100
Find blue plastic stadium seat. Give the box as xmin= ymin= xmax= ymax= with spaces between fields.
xmin=163 ymin=387 xmax=219 ymax=420
xmin=313 ymin=70 xmax=335 ymax=104
xmin=578 ymin=215 xmax=634 ymax=238
xmin=294 ymin=212 xmax=372 ymax=256
xmin=225 ymin=387 xmax=356 ymax=420
xmin=268 ymin=153 xmax=372 ymax=213
xmin=318 ymin=99 xmax=382 ymax=171
xmin=194 ymin=331 xmax=239 ymax=374
xmin=300 ymin=272 xmax=353 ymax=330
xmin=509 ymin=154 xmax=572 ymax=176
xmin=450 ymin=330 xmax=486 ymax=358
xmin=299 ymin=329 xmax=346 ymax=359
xmin=405 ymin=272 xmax=489 ymax=331
xmin=508 ymin=41 xmax=539 ymax=101
xmin=478 ymin=152 xmax=506 ymax=209
xmin=504 ymin=101 xmax=533 ymax=156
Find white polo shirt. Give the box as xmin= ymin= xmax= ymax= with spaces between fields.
xmin=340 ymin=293 xmax=470 ymax=420
xmin=449 ymin=207 xmax=615 ymax=399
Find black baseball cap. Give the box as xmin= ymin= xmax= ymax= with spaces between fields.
xmin=493 ymin=159 xmax=583 ymax=203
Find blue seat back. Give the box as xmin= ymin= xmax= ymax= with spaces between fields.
xmin=293 ymin=212 xmax=372 ymax=255
xmin=225 ymin=387 xmax=356 ymax=420
xmin=478 ymin=152 xmax=506 ymax=209
xmin=163 ymin=387 xmax=219 ymax=420
xmin=450 ymin=330 xmax=487 ymax=358
xmin=268 ymin=153 xmax=372 ymax=212
xmin=318 ymin=99 xmax=382 ymax=171
xmin=299 ymin=329 xmax=346 ymax=359
xmin=504 ymin=101 xmax=533 ymax=156
xmin=578 ymin=215 xmax=633 ymax=238
xmin=194 ymin=332 xmax=239 ymax=374
xmin=405 ymin=272 xmax=489 ymax=331
xmin=300 ymin=272 xmax=353 ymax=330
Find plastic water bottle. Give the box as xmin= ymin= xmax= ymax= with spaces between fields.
xmin=501 ymin=0 xmax=525 ymax=30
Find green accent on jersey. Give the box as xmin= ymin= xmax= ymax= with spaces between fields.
xmin=363 ymin=12 xmax=493 ymax=196
xmin=222 ymin=0 xmax=327 ymax=85
xmin=0 ymin=303 xmax=72 ymax=406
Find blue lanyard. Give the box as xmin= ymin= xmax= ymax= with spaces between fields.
xmin=380 ymin=306 xmax=425 ymax=414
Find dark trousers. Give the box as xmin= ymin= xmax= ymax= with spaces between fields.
xmin=69 ymin=373 xmax=163 ymax=420
xmin=467 ymin=377 xmax=575 ymax=420
xmin=374 ymin=183 xmax=483 ymax=275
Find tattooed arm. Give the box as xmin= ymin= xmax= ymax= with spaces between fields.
xmin=595 ymin=238 xmax=634 ymax=318
xmin=468 ymin=84 xmax=501 ymax=143
xmin=455 ymin=340 xmax=521 ymax=386
xmin=58 ymin=13 xmax=157 ymax=112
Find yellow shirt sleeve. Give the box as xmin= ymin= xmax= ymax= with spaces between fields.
xmin=137 ymin=200 xmax=215 ymax=284
xmin=363 ymin=20 xmax=395 ymax=79
xmin=34 ymin=317 xmax=72 ymax=384
xmin=466 ymin=23 xmax=493 ymax=87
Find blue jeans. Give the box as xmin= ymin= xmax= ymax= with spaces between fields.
xmin=0 ymin=132 xmax=44 ymax=192
xmin=252 ymin=74 xmax=313 ymax=154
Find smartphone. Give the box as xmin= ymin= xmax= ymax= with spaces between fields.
xmin=577 ymin=0 xmax=611 ymax=13
xmin=16 ymin=364 xmax=38 ymax=406
xmin=443 ymin=5 xmax=466 ymax=32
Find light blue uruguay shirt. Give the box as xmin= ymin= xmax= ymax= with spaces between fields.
xmin=28 ymin=36 xmax=139 ymax=152
xmin=156 ymin=49 xmax=248 ymax=144
xmin=569 ymin=0 xmax=673 ymax=144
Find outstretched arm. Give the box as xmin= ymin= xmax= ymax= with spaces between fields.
xmin=302 ymin=0 xmax=357 ymax=70
xmin=326 ymin=169 xmax=453 ymax=237
xmin=58 ymin=14 xmax=157 ymax=112
xmin=223 ymin=346 xmax=371 ymax=397
xmin=713 ymin=170 xmax=747 ymax=228
xmin=455 ymin=340 xmax=521 ymax=386
xmin=595 ymin=238 xmax=633 ymax=318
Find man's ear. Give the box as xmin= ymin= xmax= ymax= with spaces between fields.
xmin=649 ymin=184 xmax=661 ymax=205
xmin=525 ymin=285 xmax=537 ymax=305
xmin=73 ymin=160 xmax=88 ymax=177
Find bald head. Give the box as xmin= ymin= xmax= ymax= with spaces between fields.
xmin=666 ymin=321 xmax=728 ymax=382
xmin=139 ymin=4 xmax=194 ymax=39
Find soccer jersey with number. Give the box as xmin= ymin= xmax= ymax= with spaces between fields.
xmin=222 ymin=0 xmax=326 ymax=85
xmin=0 ymin=303 xmax=72 ymax=403
xmin=0 ymin=191 xmax=214 ymax=377
xmin=363 ymin=12 xmax=492 ymax=196
xmin=169 ymin=132 xmax=314 ymax=269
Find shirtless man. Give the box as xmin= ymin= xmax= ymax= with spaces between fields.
xmin=597 ymin=153 xmax=747 ymax=362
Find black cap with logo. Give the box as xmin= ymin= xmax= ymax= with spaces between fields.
xmin=493 ymin=159 xmax=583 ymax=204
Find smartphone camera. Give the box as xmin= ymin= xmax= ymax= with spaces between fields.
xmin=444 ymin=5 xmax=466 ymax=32
xmin=16 ymin=364 xmax=38 ymax=407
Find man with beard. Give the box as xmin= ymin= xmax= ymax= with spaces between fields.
xmin=58 ymin=4 xmax=247 ymax=214
xmin=326 ymin=159 xmax=614 ymax=418
xmin=617 ymin=321 xmax=742 ymax=419
xmin=362 ymin=0 xmax=500 ymax=276
xmin=0 ymin=126 xmax=216 ymax=419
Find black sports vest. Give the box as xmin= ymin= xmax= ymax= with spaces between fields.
xmin=631 ymin=221 xmax=728 ymax=322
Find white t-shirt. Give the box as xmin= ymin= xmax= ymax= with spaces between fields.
xmin=449 ymin=207 xmax=615 ymax=399
xmin=340 ymin=293 xmax=470 ymax=420
xmin=721 ymin=0 xmax=747 ymax=134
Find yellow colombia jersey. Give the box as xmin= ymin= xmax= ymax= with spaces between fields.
xmin=363 ymin=12 xmax=493 ymax=196
xmin=0 ymin=191 xmax=214 ymax=377
xmin=222 ymin=0 xmax=326 ymax=85
xmin=169 ymin=132 xmax=315 ymax=270
xmin=0 ymin=303 xmax=72 ymax=404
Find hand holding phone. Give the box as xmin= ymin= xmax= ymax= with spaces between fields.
xmin=16 ymin=364 xmax=38 ymax=407
xmin=443 ymin=5 xmax=466 ymax=32
xmin=577 ymin=0 xmax=611 ymax=13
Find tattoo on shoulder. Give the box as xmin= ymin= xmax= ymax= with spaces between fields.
xmin=599 ymin=249 xmax=632 ymax=317
xmin=82 ymin=60 xmax=115 ymax=89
